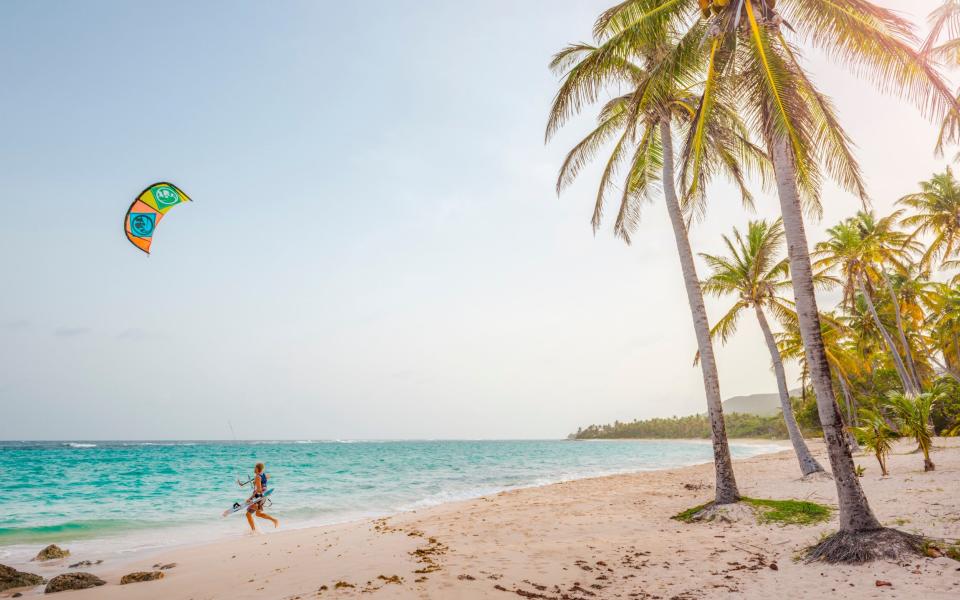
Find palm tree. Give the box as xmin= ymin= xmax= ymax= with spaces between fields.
xmin=923 ymin=0 xmax=960 ymax=65
xmin=546 ymin=34 xmax=766 ymax=505
xmin=898 ymin=168 xmax=960 ymax=272
xmin=886 ymin=391 xmax=937 ymax=471
xmin=813 ymin=212 xmax=923 ymax=396
xmin=700 ymin=219 xmax=824 ymax=476
xmin=923 ymin=1 xmax=960 ymax=150
xmin=777 ymin=312 xmax=862 ymax=451
xmin=590 ymin=0 xmax=956 ymax=560
xmin=852 ymin=408 xmax=898 ymax=476
xmin=926 ymin=283 xmax=960 ymax=380
xmin=888 ymin=265 xmax=937 ymax=386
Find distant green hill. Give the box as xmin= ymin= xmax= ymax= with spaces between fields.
xmin=721 ymin=391 xmax=795 ymax=417
xmin=570 ymin=390 xmax=808 ymax=440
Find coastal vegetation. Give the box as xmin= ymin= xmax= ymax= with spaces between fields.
xmin=700 ymin=218 xmax=824 ymax=475
xmin=572 ymin=411 xmax=800 ymax=440
xmin=550 ymin=0 xmax=960 ymax=563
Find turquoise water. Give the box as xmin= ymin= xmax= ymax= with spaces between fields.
xmin=0 ymin=440 xmax=782 ymax=562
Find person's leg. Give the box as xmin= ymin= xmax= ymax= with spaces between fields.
xmin=246 ymin=510 xmax=257 ymax=531
xmin=255 ymin=510 xmax=279 ymax=528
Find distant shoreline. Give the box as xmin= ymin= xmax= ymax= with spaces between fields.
xmin=569 ymin=437 xmax=794 ymax=445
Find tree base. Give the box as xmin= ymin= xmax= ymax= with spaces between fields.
xmin=686 ymin=502 xmax=756 ymax=524
xmin=804 ymin=528 xmax=924 ymax=564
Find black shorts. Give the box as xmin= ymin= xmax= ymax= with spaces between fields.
xmin=247 ymin=494 xmax=264 ymax=513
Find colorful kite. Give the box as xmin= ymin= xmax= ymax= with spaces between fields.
xmin=123 ymin=182 xmax=192 ymax=254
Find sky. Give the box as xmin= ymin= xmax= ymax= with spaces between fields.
xmin=0 ymin=0 xmax=951 ymax=440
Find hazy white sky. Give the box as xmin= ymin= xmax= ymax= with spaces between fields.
xmin=0 ymin=0 xmax=950 ymax=440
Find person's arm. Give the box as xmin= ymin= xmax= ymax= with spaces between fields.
xmin=254 ymin=475 xmax=263 ymax=495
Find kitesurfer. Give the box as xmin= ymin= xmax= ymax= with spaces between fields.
xmin=245 ymin=462 xmax=279 ymax=532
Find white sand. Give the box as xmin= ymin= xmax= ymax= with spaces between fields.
xmin=7 ymin=438 xmax=960 ymax=599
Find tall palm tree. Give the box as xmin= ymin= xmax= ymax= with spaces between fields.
xmin=777 ymin=311 xmax=863 ymax=451
xmin=813 ymin=211 xmax=923 ymax=396
xmin=926 ymin=283 xmax=960 ymax=380
xmin=887 ymin=265 xmax=937 ymax=387
xmin=924 ymin=0 xmax=960 ymax=65
xmin=590 ymin=0 xmax=956 ymax=559
xmin=923 ymin=1 xmax=960 ymax=150
xmin=546 ymin=34 xmax=765 ymax=505
xmin=700 ymin=219 xmax=825 ymax=476
xmin=898 ymin=168 xmax=960 ymax=272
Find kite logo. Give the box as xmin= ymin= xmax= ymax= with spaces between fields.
xmin=152 ymin=186 xmax=180 ymax=207
xmin=130 ymin=213 xmax=156 ymax=238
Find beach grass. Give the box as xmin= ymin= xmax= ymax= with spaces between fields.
xmin=743 ymin=497 xmax=832 ymax=525
xmin=673 ymin=497 xmax=832 ymax=526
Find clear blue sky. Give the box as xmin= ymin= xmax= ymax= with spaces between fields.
xmin=0 ymin=1 xmax=947 ymax=439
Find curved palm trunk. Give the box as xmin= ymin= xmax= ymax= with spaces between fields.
xmin=772 ymin=138 xmax=881 ymax=532
xmin=876 ymin=451 xmax=889 ymax=477
xmin=930 ymin=353 xmax=960 ymax=383
xmin=857 ymin=274 xmax=918 ymax=396
xmin=835 ymin=373 xmax=862 ymax=453
xmin=660 ymin=120 xmax=739 ymax=504
xmin=881 ymin=273 xmax=922 ymax=392
xmin=754 ymin=305 xmax=824 ymax=475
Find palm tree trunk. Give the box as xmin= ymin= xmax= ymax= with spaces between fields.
xmin=837 ymin=373 xmax=854 ymax=425
xmin=857 ymin=274 xmax=918 ymax=396
xmin=932 ymin=354 xmax=960 ymax=383
xmin=954 ymin=332 xmax=960 ymax=370
xmin=660 ymin=119 xmax=739 ymax=505
xmin=835 ymin=373 xmax=862 ymax=452
xmin=881 ymin=272 xmax=922 ymax=392
xmin=771 ymin=137 xmax=881 ymax=532
xmin=754 ymin=305 xmax=824 ymax=475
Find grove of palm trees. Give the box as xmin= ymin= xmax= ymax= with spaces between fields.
xmin=550 ymin=0 xmax=960 ymax=564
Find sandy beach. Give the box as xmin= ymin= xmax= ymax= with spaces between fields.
xmin=5 ymin=438 xmax=957 ymax=600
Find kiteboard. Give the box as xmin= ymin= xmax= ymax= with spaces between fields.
xmin=223 ymin=488 xmax=274 ymax=517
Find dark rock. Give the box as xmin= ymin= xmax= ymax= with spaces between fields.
xmin=120 ymin=571 xmax=164 ymax=584
xmin=0 ymin=564 xmax=45 ymax=592
xmin=34 ymin=545 xmax=70 ymax=561
xmin=68 ymin=560 xmax=103 ymax=569
xmin=13 ymin=593 xmax=23 ymax=597
xmin=155 ymin=562 xmax=177 ymax=570
xmin=44 ymin=572 xmax=105 ymax=594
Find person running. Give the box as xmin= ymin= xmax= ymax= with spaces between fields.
xmin=245 ymin=462 xmax=279 ymax=532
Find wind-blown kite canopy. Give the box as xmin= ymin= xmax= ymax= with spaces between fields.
xmin=124 ymin=182 xmax=192 ymax=254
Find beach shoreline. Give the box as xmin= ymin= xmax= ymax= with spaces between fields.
xmin=0 ymin=439 xmax=788 ymax=569
xmin=4 ymin=438 xmax=958 ymax=599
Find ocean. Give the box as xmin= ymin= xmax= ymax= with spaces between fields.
xmin=0 ymin=439 xmax=783 ymax=564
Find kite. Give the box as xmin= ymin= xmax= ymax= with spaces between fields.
xmin=123 ymin=182 xmax=192 ymax=254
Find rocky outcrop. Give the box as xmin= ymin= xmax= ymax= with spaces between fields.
xmin=67 ymin=560 xmax=103 ymax=569
xmin=120 ymin=571 xmax=164 ymax=584
xmin=34 ymin=545 xmax=70 ymax=561
xmin=0 ymin=564 xmax=45 ymax=592
xmin=44 ymin=572 xmax=105 ymax=594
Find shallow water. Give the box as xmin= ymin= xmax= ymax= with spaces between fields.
xmin=0 ymin=439 xmax=783 ymax=563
